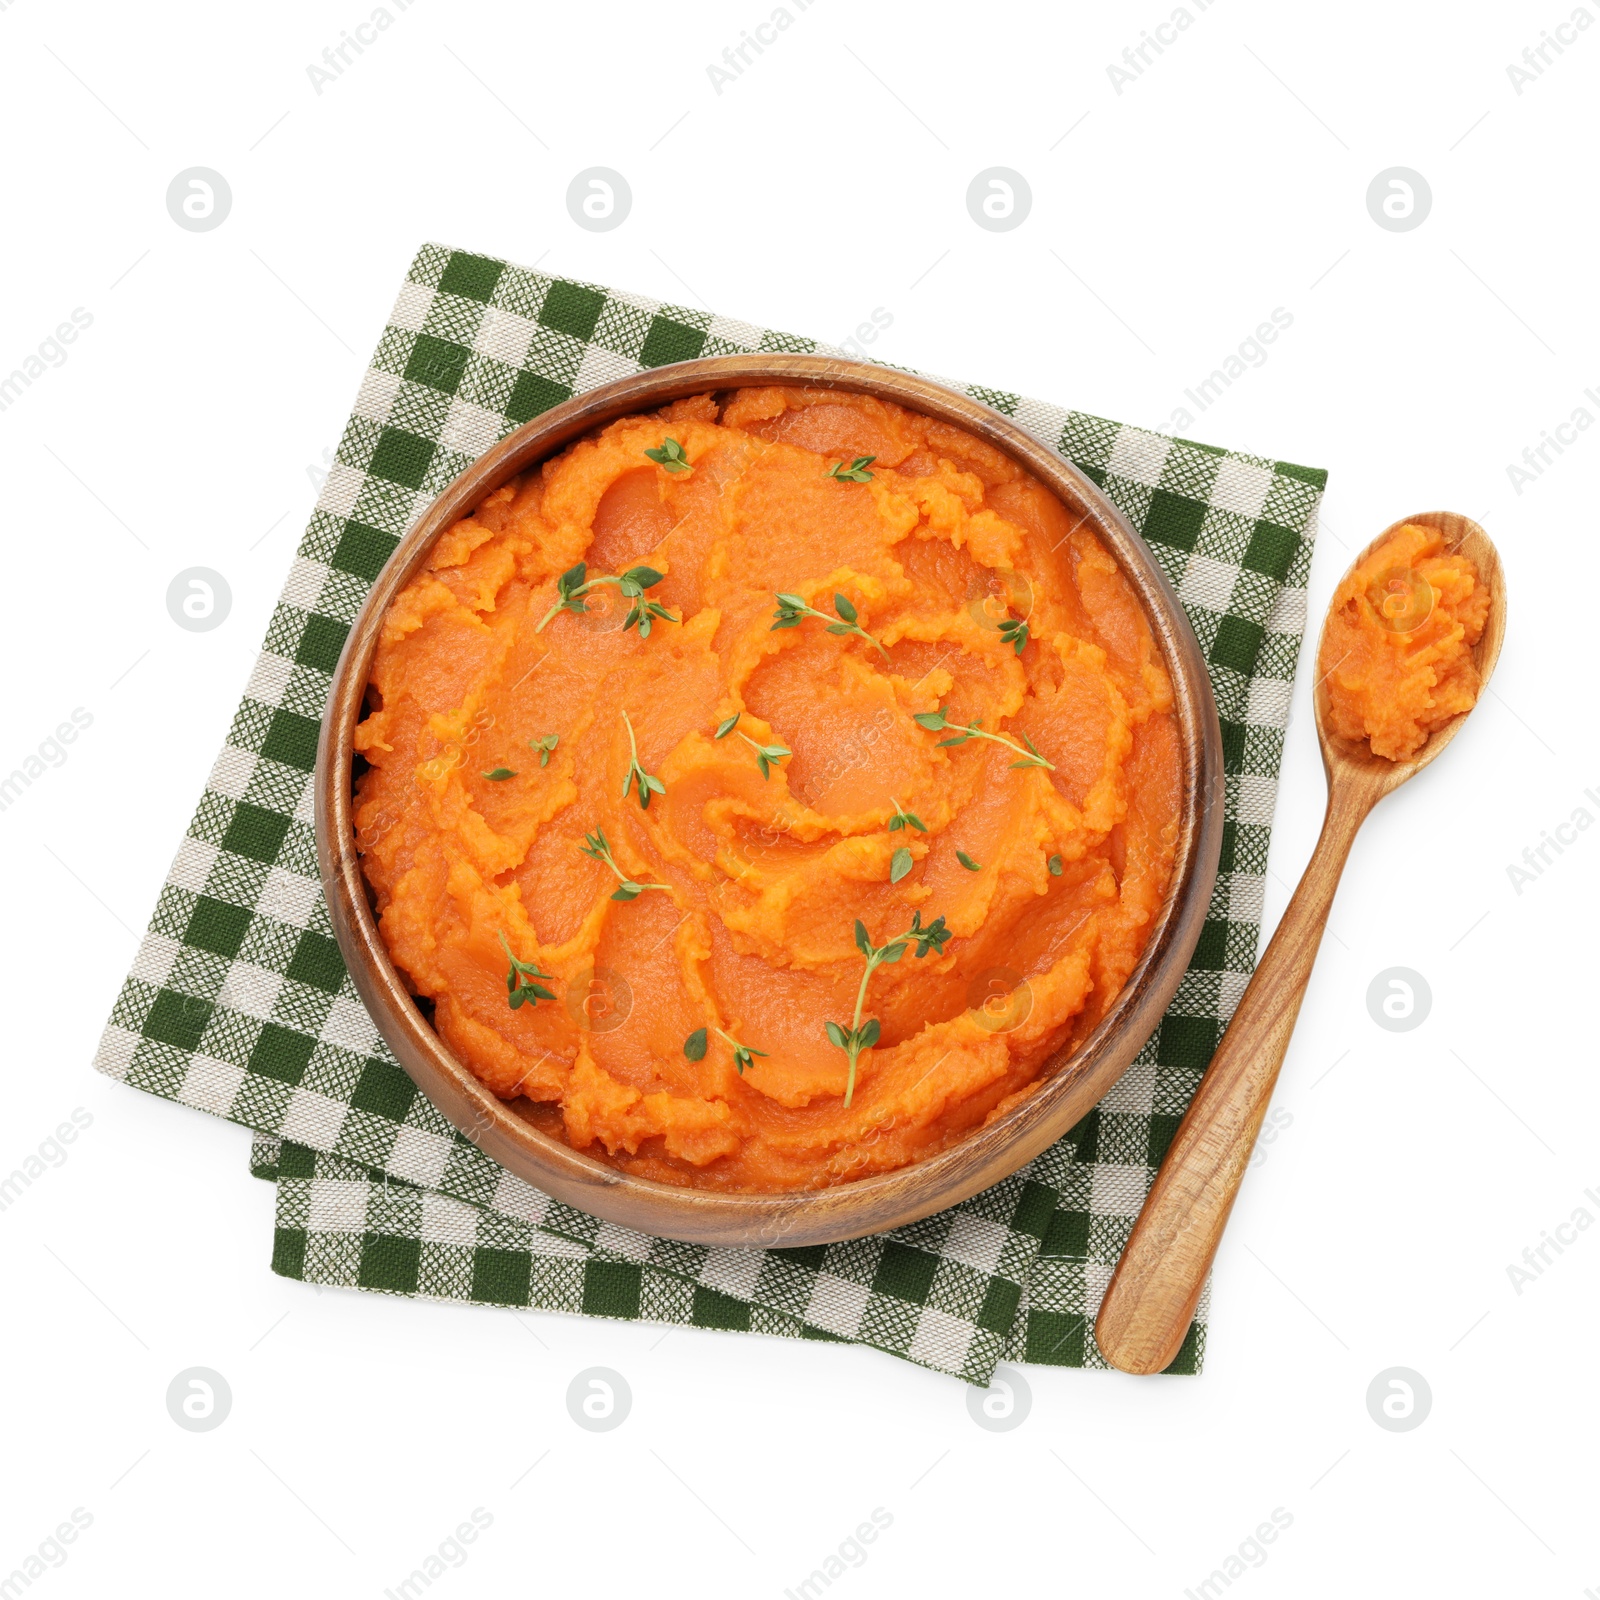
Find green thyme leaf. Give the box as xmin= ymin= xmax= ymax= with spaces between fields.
xmin=769 ymin=591 xmax=889 ymax=659
xmin=644 ymin=437 xmax=692 ymax=473
xmin=1008 ymin=732 xmax=1051 ymax=770
xmin=581 ymin=827 xmax=671 ymax=899
xmin=829 ymin=911 xmax=954 ymax=1104
xmin=889 ymin=799 xmax=927 ymax=834
xmin=498 ymin=931 xmax=555 ymax=1010
xmin=537 ymin=562 xmax=676 ymax=635
xmin=920 ymin=702 xmax=1055 ymax=771
xmin=716 ymin=712 xmax=790 ymax=780
xmin=482 ymin=768 xmax=515 ymax=780
xmin=889 ymin=846 xmax=913 ymax=883
xmin=715 ymin=1026 xmax=768 ymax=1075
xmin=825 ymin=455 xmax=876 ymax=483
xmin=684 ymin=1027 xmax=708 ymax=1061
xmin=957 ymin=850 xmax=982 ymax=872
xmin=621 ymin=709 xmax=665 ymax=810
xmin=623 ymin=597 xmax=680 ymax=638
xmin=1048 ymin=854 xmax=1063 ymax=876
xmin=998 ymin=616 xmax=1030 ymax=656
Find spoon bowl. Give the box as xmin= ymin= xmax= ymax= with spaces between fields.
xmin=1094 ymin=509 xmax=1507 ymax=1374
xmin=1315 ymin=509 xmax=1507 ymax=799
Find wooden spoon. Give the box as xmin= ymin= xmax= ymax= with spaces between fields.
xmin=1094 ymin=510 xmax=1507 ymax=1375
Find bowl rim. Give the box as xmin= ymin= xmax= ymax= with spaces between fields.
xmin=315 ymin=354 xmax=1224 ymax=1247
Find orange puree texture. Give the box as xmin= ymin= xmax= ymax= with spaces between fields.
xmin=1319 ymin=524 xmax=1488 ymax=762
xmin=354 ymin=388 xmax=1182 ymax=1192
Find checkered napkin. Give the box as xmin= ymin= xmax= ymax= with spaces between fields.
xmin=94 ymin=244 xmax=1324 ymax=1384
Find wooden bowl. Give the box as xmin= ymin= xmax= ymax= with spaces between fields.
xmin=315 ymin=355 xmax=1225 ymax=1247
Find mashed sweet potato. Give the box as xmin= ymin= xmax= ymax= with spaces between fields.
xmin=354 ymin=388 xmax=1182 ymax=1192
xmin=1319 ymin=523 xmax=1488 ymax=762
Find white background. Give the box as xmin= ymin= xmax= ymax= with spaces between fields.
xmin=1 ymin=0 xmax=1596 ymax=1595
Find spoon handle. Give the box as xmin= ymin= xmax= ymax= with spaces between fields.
xmin=1094 ymin=774 xmax=1380 ymax=1375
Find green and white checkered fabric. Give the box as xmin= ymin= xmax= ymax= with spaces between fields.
xmin=96 ymin=244 xmax=1323 ymax=1384
xmin=250 ymin=1136 xmax=825 ymax=1345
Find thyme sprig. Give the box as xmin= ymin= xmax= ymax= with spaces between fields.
xmin=498 ymin=931 xmax=555 ymax=1010
xmin=684 ymin=1024 xmax=768 ymax=1075
xmin=620 ymin=709 xmax=665 ymax=810
xmin=771 ymin=591 xmax=890 ymax=661
xmin=914 ymin=704 xmax=1055 ymax=771
xmin=887 ymin=801 xmax=925 ymax=880
xmin=888 ymin=798 xmax=927 ymax=834
xmin=624 ymin=595 xmax=679 ymax=637
xmin=825 ymin=455 xmax=877 ymax=483
xmin=828 ymin=911 xmax=953 ymax=1107
xmin=580 ymin=828 xmax=670 ymax=901
xmin=529 ymin=734 xmax=559 ymax=767
xmin=997 ymin=615 xmax=1030 ymax=656
xmin=714 ymin=712 xmax=792 ymax=780
xmin=644 ymin=437 xmax=692 ymax=474
xmin=535 ymin=562 xmax=680 ymax=636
